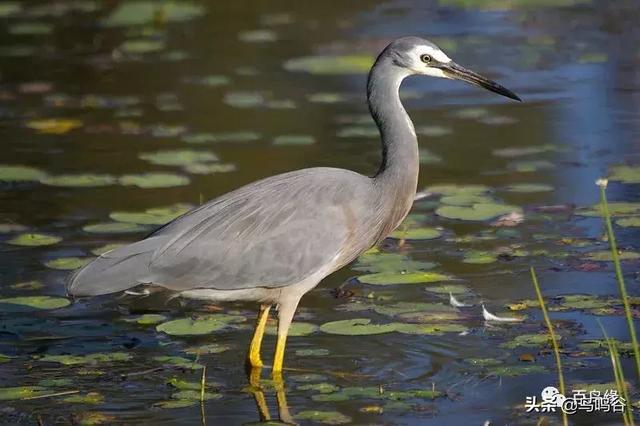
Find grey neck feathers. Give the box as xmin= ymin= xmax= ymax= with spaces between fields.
xmin=367 ymin=56 xmax=419 ymax=228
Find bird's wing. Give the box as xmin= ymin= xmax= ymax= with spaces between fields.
xmin=146 ymin=168 xmax=372 ymax=291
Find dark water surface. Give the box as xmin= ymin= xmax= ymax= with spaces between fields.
xmin=1 ymin=1 xmax=639 ymax=425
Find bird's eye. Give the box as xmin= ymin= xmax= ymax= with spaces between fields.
xmin=420 ymin=54 xmax=432 ymax=63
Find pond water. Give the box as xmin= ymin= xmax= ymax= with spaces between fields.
xmin=1 ymin=0 xmax=639 ymax=425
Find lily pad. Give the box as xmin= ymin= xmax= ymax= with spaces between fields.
xmin=353 ymin=251 xmax=436 ymax=273
xmin=91 ymin=243 xmax=125 ymax=256
xmin=0 ymin=386 xmax=48 ymax=401
xmin=110 ymin=203 xmax=191 ymax=225
xmin=319 ymin=318 xmax=396 ymax=336
xmin=266 ymin=321 xmax=319 ymax=337
xmin=273 ymin=135 xmax=315 ymax=145
xmin=389 ymin=227 xmax=442 ymax=240
xmin=0 ymin=165 xmax=47 ymax=182
xmin=493 ymin=145 xmax=557 ymax=157
xmin=297 ymin=382 xmax=339 ymax=393
xmin=154 ymin=399 xmax=198 ymax=409
xmin=126 ymin=314 xmax=167 ymax=325
xmin=152 ymin=355 xmax=202 ymax=369
xmin=0 ymin=296 xmax=70 ymax=310
xmin=284 ymin=55 xmax=374 ymax=75
xmin=582 ymin=251 xmax=640 ymax=262
xmin=119 ymin=173 xmax=190 ymax=188
xmin=183 ymin=163 xmax=236 ymax=174
xmin=295 ymin=348 xmax=330 ymax=357
xmin=440 ymin=194 xmax=495 ymax=206
xmin=501 ymin=333 xmax=554 ymax=349
xmin=559 ymin=295 xmax=615 ymax=310
xmin=616 ymin=217 xmax=640 ymax=227
xmin=139 ymin=150 xmax=218 ymax=166
xmin=424 ymin=284 xmax=469 ymax=295
xmin=103 ymin=1 xmax=206 ymax=27
xmin=26 ymin=118 xmax=82 ymax=134
xmin=486 ymin=365 xmax=546 ymax=377
xmin=183 ymin=343 xmax=232 ymax=355
xmin=63 ymin=392 xmax=104 ymax=404
xmin=119 ymin=39 xmax=165 ymax=54
xmin=576 ymin=202 xmax=640 ymax=217
xmin=505 ymin=183 xmax=554 ymax=193
xmin=156 ymin=314 xmax=245 ymax=336
xmin=509 ymin=160 xmax=555 ymax=172
xmin=44 ymin=257 xmax=92 ymax=270
xmin=609 ymin=165 xmax=640 ymax=183
xmin=296 ymin=410 xmax=352 ymax=425
xmin=463 ymin=250 xmax=498 ymax=264
xmin=426 ymin=184 xmax=490 ymax=196
xmin=392 ymin=323 xmax=468 ymax=335
xmin=358 ymin=271 xmax=452 ymax=285
xmin=39 ymin=352 xmax=132 ymax=365
xmin=83 ymin=222 xmax=149 ymax=234
xmin=41 ymin=174 xmax=116 ymax=187
xmin=7 ymin=233 xmax=61 ymax=246
xmin=172 ymin=390 xmax=221 ymax=400
xmin=436 ymin=203 xmax=521 ymax=221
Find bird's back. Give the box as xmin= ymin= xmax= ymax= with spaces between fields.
xmin=68 ymin=167 xmax=381 ymax=297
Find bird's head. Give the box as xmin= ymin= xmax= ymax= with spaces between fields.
xmin=381 ymin=36 xmax=521 ymax=101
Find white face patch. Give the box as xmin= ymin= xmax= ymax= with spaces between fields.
xmin=406 ymin=45 xmax=451 ymax=77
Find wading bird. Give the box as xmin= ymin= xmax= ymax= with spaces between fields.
xmin=68 ymin=37 xmax=520 ymax=381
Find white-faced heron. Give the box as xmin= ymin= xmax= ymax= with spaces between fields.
xmin=67 ymin=36 xmax=520 ymax=380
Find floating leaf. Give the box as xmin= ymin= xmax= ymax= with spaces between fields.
xmin=156 ymin=314 xmax=245 ymax=336
xmin=152 ymin=356 xmax=202 ymax=369
xmin=298 ymin=382 xmax=339 ymax=393
xmin=44 ymin=257 xmax=92 ymax=270
xmin=392 ymin=322 xmax=468 ymax=335
xmin=284 ymin=55 xmax=374 ymax=75
xmin=493 ymin=145 xmax=557 ymax=157
xmin=0 ymin=165 xmax=47 ymax=182
xmin=0 ymin=386 xmax=48 ymax=401
xmin=296 ymin=411 xmax=352 ymax=425
xmin=424 ymin=284 xmax=469 ymax=295
xmin=83 ymin=222 xmax=149 ymax=234
xmin=582 ymin=251 xmax=640 ymax=262
xmin=103 ymin=1 xmax=206 ymax=27
xmin=463 ymin=250 xmax=497 ymax=264
xmin=616 ymin=217 xmax=640 ymax=227
xmin=505 ymin=183 xmax=553 ymax=193
xmin=119 ymin=39 xmax=165 ymax=54
xmin=63 ymin=392 xmax=104 ymax=404
xmin=41 ymin=174 xmax=116 ymax=187
xmin=110 ymin=204 xmax=191 ymax=225
xmin=9 ymin=22 xmax=54 ymax=35
xmin=154 ymin=399 xmax=197 ymax=409
xmin=26 ymin=118 xmax=82 ymax=134
xmin=7 ymin=233 xmax=61 ymax=246
xmin=91 ymin=243 xmax=125 ymax=256
xmin=486 ymin=365 xmax=545 ymax=377
xmin=509 ymin=160 xmax=554 ymax=173
xmin=295 ymin=348 xmax=330 ymax=357
xmin=239 ymin=29 xmax=277 ymax=43
xmin=426 ymin=184 xmax=490 ymax=196
xmin=119 ymin=173 xmax=190 ymax=188
xmin=436 ymin=203 xmax=521 ymax=221
xmin=126 ymin=314 xmax=167 ymax=325
xmin=358 ymin=271 xmax=452 ymax=285
xmin=576 ymin=202 xmax=640 ymax=217
xmin=0 ymin=354 xmax=12 ymax=363
xmin=440 ymin=194 xmax=495 ymax=206
xmin=389 ymin=227 xmax=441 ymax=240
xmin=502 ymin=334 xmax=555 ymax=348
xmin=139 ymin=150 xmax=218 ymax=166
xmin=172 ymin=390 xmax=221 ymax=400
xmin=224 ymin=92 xmax=264 ymax=108
xmin=353 ymin=251 xmax=435 ymax=274
xmin=0 ymin=296 xmax=70 ymax=310
xmin=609 ymin=165 xmax=640 ymax=184
xmin=273 ymin=135 xmax=315 ymax=145
xmin=559 ymin=295 xmax=615 ymax=310
xmin=183 ymin=163 xmax=236 ymax=174
xmin=319 ymin=318 xmax=396 ymax=336
xmin=39 ymin=352 xmax=132 ymax=365
xmin=183 ymin=344 xmax=231 ymax=355
xmin=266 ymin=321 xmax=319 ymax=337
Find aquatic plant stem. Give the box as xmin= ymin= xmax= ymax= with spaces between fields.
xmin=598 ymin=181 xmax=640 ymax=382
xmin=599 ymin=321 xmax=634 ymax=426
xmin=530 ymin=267 xmax=568 ymax=426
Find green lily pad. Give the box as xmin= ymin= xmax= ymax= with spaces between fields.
xmin=505 ymin=183 xmax=554 ymax=193
xmin=44 ymin=257 xmax=92 ymax=270
xmin=284 ymin=55 xmax=374 ymax=75
xmin=358 ymin=271 xmax=452 ymax=285
xmin=426 ymin=184 xmax=490 ymax=196
xmin=82 ymin=222 xmax=149 ymax=234
xmin=152 ymin=355 xmax=202 ymax=369
xmin=436 ymin=203 xmax=521 ymax=221
xmin=0 ymin=3 xmax=21 ymax=18
xmin=0 ymin=354 xmax=12 ymax=363
xmin=266 ymin=321 xmax=319 ymax=337
xmin=154 ymin=399 xmax=198 ymax=409
xmin=38 ymin=378 xmax=73 ymax=387
xmin=139 ymin=150 xmax=218 ymax=166
xmin=103 ymin=1 xmax=206 ymax=27
xmin=501 ymin=333 xmax=555 ymax=349
xmin=319 ymin=318 xmax=396 ymax=336
xmin=0 ymin=165 xmax=47 ymax=182
xmin=392 ymin=323 xmax=468 ymax=335
xmin=296 ymin=411 xmax=352 ymax=425
xmin=119 ymin=173 xmax=190 ymax=188
xmin=156 ymin=314 xmax=245 ymax=336
xmin=183 ymin=131 xmax=260 ymax=144
xmin=486 ymin=365 xmax=546 ymax=377
xmin=463 ymin=250 xmax=498 ymax=264
xmin=582 ymin=251 xmax=640 ymax=262
xmin=576 ymin=202 xmax=640 ymax=217
xmin=389 ymin=227 xmax=442 ymax=240
xmin=183 ymin=163 xmax=236 ymax=174
xmin=11 ymin=280 xmax=44 ymax=290
xmin=126 ymin=314 xmax=167 ymax=325
xmin=91 ymin=243 xmax=125 ymax=256
xmin=616 ymin=217 xmax=640 ymax=227
xmin=312 ymin=386 xmax=442 ymax=402
xmin=224 ymin=92 xmax=264 ymax=108
xmin=183 ymin=343 xmax=232 ymax=355
xmin=8 ymin=22 xmax=52 ymax=35
xmin=119 ymin=39 xmax=165 ymax=54
xmin=0 ymin=296 xmax=70 ymax=310
xmin=273 ymin=135 xmax=315 ymax=145
xmin=440 ymin=194 xmax=495 ymax=206
xmin=7 ymin=233 xmax=61 ymax=246
xmin=298 ymin=383 xmax=340 ymax=393
xmin=39 ymin=352 xmax=132 ymax=365
xmin=110 ymin=203 xmax=191 ymax=225
xmin=492 ymin=145 xmax=557 ymax=157
xmin=172 ymin=390 xmax=221 ymax=400
xmin=353 ymin=249 xmax=436 ymax=274
xmin=0 ymin=386 xmax=48 ymax=401
xmin=424 ymin=284 xmax=469 ymax=295
xmin=559 ymin=295 xmax=615 ymax=310
xmin=416 ymin=125 xmax=452 ymax=137
xmin=295 ymin=348 xmax=330 ymax=357
xmin=41 ymin=174 xmax=116 ymax=187
xmin=609 ymin=165 xmax=640 ymax=183
xmin=337 ymin=125 xmax=379 ymax=138
xmin=63 ymin=392 xmax=104 ymax=404
xmin=509 ymin=160 xmax=555 ymax=172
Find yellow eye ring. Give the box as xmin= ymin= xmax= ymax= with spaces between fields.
xmin=420 ymin=54 xmax=432 ymax=63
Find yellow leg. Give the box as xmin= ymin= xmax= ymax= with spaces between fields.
xmin=247 ymin=367 xmax=271 ymax=421
xmin=247 ymin=304 xmax=271 ymax=369
xmin=273 ymin=334 xmax=287 ymax=376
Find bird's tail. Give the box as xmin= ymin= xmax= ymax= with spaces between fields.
xmin=67 ymin=236 xmax=163 ymax=297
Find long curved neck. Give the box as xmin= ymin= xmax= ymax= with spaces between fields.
xmin=367 ymin=58 xmax=419 ymax=232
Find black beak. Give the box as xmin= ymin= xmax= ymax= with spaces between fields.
xmin=440 ymin=62 xmax=521 ymax=102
